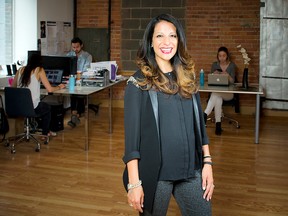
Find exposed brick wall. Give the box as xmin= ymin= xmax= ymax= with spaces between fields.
xmin=186 ymin=0 xmax=260 ymax=83
xmin=186 ymin=0 xmax=260 ymax=107
xmin=110 ymin=0 xmax=122 ymax=69
xmin=76 ymin=0 xmax=260 ymax=109
xmin=77 ymin=0 xmax=109 ymax=28
xmin=121 ymin=0 xmax=186 ymax=71
xmin=77 ymin=0 xmax=123 ymax=100
xmin=77 ymin=0 xmax=121 ymax=67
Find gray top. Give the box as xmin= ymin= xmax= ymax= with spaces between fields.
xmin=211 ymin=61 xmax=236 ymax=83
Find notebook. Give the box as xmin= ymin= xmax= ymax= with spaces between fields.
xmin=208 ymin=73 xmax=229 ymax=86
xmin=44 ymin=69 xmax=64 ymax=87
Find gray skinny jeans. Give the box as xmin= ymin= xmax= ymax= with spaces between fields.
xmin=141 ymin=170 xmax=212 ymax=216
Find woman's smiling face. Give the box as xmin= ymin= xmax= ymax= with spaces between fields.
xmin=151 ymin=20 xmax=178 ymax=67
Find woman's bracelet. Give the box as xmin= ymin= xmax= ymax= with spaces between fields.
xmin=203 ymin=161 xmax=213 ymax=166
xmin=127 ymin=180 xmax=142 ymax=190
xmin=203 ymin=155 xmax=212 ymax=159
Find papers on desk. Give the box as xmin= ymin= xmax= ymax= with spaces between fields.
xmin=86 ymin=61 xmax=118 ymax=81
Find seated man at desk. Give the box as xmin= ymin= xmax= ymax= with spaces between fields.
xmin=66 ymin=37 xmax=92 ymax=128
xmin=12 ymin=53 xmax=66 ymax=139
xmin=203 ymin=46 xmax=236 ymax=135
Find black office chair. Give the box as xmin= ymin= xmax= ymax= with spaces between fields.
xmin=4 ymin=87 xmax=49 ymax=154
xmin=207 ymin=75 xmax=241 ymax=129
xmin=207 ymin=93 xmax=240 ymax=129
xmin=221 ymin=93 xmax=240 ymax=128
xmin=222 ymin=75 xmax=240 ymax=128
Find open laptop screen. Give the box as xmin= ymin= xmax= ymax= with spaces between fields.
xmin=45 ymin=69 xmax=63 ymax=85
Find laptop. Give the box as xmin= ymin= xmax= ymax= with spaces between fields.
xmin=208 ymin=73 xmax=229 ymax=86
xmin=42 ymin=69 xmax=64 ymax=87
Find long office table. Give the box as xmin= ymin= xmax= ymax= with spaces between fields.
xmin=199 ymin=83 xmax=264 ymax=144
xmin=42 ymin=78 xmax=127 ymax=151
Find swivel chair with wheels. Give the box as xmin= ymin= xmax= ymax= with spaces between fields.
xmin=207 ymin=74 xmax=241 ymax=130
xmin=221 ymin=76 xmax=240 ymax=128
xmin=4 ymin=87 xmax=49 ymax=154
xmin=207 ymin=94 xmax=240 ymax=128
xmin=221 ymin=93 xmax=240 ymax=128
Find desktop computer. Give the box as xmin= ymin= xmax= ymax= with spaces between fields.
xmin=36 ymin=102 xmax=64 ymax=132
xmin=49 ymin=103 xmax=64 ymax=132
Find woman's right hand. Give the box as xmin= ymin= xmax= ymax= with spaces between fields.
xmin=127 ymin=186 xmax=144 ymax=213
xmin=58 ymin=83 xmax=66 ymax=89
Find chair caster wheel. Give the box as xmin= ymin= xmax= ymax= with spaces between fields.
xmin=11 ymin=149 xmax=16 ymax=154
xmin=236 ymin=125 xmax=240 ymax=129
xmin=35 ymin=143 xmax=40 ymax=152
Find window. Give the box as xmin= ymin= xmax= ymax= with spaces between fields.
xmin=0 ymin=0 xmax=13 ymax=65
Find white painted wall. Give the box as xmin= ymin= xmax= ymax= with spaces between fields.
xmin=37 ymin=0 xmax=74 ymax=23
xmin=14 ymin=0 xmax=37 ymax=65
xmin=37 ymin=0 xmax=74 ymax=38
xmin=13 ymin=0 xmax=74 ymax=65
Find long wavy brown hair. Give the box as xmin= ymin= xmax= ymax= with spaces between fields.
xmin=136 ymin=14 xmax=197 ymax=98
xmin=19 ymin=53 xmax=43 ymax=87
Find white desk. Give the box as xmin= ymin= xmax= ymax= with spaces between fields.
xmin=42 ymin=78 xmax=127 ymax=150
xmin=199 ymin=83 xmax=264 ymax=144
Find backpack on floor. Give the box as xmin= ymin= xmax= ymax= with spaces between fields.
xmin=0 ymin=95 xmax=9 ymax=141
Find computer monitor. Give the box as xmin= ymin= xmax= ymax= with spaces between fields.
xmin=41 ymin=55 xmax=77 ymax=77
xmin=28 ymin=50 xmax=41 ymax=60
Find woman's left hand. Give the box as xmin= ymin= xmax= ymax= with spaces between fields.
xmin=202 ymin=164 xmax=214 ymax=201
xmin=127 ymin=186 xmax=144 ymax=213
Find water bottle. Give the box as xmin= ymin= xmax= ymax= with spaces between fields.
xmin=69 ymin=75 xmax=75 ymax=92
xmin=200 ymin=69 xmax=205 ymax=86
